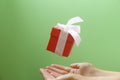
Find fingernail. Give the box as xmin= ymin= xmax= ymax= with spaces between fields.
xmin=70 ymin=64 xmax=73 ymax=67
xmin=40 ymin=68 xmax=43 ymax=72
xmin=65 ymin=67 xmax=68 ymax=70
xmin=46 ymin=66 xmax=49 ymax=68
xmin=65 ymin=67 xmax=70 ymax=70
xmin=40 ymin=68 xmax=43 ymax=70
xmin=51 ymin=64 xmax=55 ymax=66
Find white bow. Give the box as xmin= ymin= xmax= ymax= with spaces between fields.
xmin=56 ymin=16 xmax=83 ymax=46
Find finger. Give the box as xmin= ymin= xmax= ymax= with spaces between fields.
xmin=51 ymin=64 xmax=71 ymax=72
xmin=40 ymin=68 xmax=55 ymax=79
xmin=46 ymin=69 xmax=62 ymax=78
xmin=50 ymin=64 xmax=81 ymax=74
xmin=70 ymin=63 xmax=80 ymax=69
xmin=46 ymin=66 xmax=68 ymax=74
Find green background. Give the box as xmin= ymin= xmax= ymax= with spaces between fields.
xmin=0 ymin=0 xmax=120 ymax=80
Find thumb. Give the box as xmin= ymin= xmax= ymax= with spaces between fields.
xmin=70 ymin=63 xmax=80 ymax=69
xmin=56 ymin=74 xmax=81 ymax=80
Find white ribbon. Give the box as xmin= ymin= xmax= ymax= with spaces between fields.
xmin=56 ymin=16 xmax=83 ymax=46
xmin=55 ymin=30 xmax=68 ymax=56
xmin=54 ymin=17 xmax=83 ymax=56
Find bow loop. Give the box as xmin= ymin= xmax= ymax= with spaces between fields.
xmin=67 ymin=16 xmax=83 ymax=25
xmin=56 ymin=16 xmax=83 ymax=46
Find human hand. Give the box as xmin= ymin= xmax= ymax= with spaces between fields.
xmin=40 ymin=63 xmax=120 ymax=80
xmin=70 ymin=62 xmax=95 ymax=76
xmin=46 ymin=63 xmax=95 ymax=76
xmin=40 ymin=63 xmax=85 ymax=80
xmin=40 ymin=68 xmax=82 ymax=80
xmin=46 ymin=64 xmax=81 ymax=75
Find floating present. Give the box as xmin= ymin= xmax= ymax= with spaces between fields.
xmin=47 ymin=17 xmax=83 ymax=57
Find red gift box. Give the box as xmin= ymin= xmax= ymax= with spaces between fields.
xmin=47 ymin=27 xmax=74 ymax=57
xmin=46 ymin=17 xmax=83 ymax=57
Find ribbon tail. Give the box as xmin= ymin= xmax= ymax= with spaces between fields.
xmin=70 ymin=25 xmax=81 ymax=33
xmin=68 ymin=30 xmax=81 ymax=46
